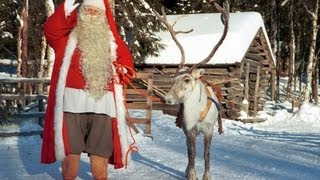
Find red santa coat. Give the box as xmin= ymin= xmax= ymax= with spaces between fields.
xmin=41 ymin=0 xmax=135 ymax=169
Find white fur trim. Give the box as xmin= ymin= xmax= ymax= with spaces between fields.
xmin=114 ymin=83 xmax=131 ymax=165
xmin=54 ymin=32 xmax=77 ymax=160
xmin=54 ymin=24 xmax=120 ymax=162
xmin=82 ymin=0 xmax=106 ymax=10
xmin=109 ymin=31 xmax=117 ymax=61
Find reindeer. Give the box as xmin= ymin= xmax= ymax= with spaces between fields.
xmin=153 ymin=1 xmax=229 ymax=180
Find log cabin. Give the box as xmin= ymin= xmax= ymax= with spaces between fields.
xmin=135 ymin=12 xmax=276 ymax=120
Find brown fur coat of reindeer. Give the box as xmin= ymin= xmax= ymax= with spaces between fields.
xmin=153 ymin=1 xmax=229 ymax=180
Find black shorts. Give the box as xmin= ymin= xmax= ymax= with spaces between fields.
xmin=64 ymin=112 xmax=113 ymax=158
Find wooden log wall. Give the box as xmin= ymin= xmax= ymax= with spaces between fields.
xmin=240 ymin=29 xmax=275 ymax=117
xmin=137 ymin=29 xmax=275 ymax=120
xmin=137 ymin=64 xmax=244 ymax=119
xmin=203 ymin=65 xmax=243 ymax=119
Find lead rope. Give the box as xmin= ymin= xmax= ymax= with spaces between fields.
xmin=123 ymin=84 xmax=138 ymax=169
xmin=114 ymin=62 xmax=164 ymax=102
xmin=113 ymin=63 xmax=165 ymax=169
xmin=110 ymin=65 xmax=138 ymax=169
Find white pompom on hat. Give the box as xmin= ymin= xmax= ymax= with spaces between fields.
xmin=82 ymin=0 xmax=106 ymax=11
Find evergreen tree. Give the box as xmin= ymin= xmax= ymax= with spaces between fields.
xmin=113 ymin=0 xmax=226 ymax=65
xmin=115 ymin=0 xmax=166 ymax=65
xmin=170 ymin=0 xmax=216 ymax=14
xmin=0 ymin=0 xmax=19 ymax=59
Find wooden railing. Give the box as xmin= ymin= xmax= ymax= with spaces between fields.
xmin=125 ymin=73 xmax=153 ymax=136
xmin=0 ymin=73 xmax=155 ymax=137
xmin=0 ymin=78 xmax=50 ymax=127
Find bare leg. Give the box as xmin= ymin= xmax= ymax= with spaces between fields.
xmin=90 ymin=155 xmax=109 ymax=180
xmin=202 ymin=133 xmax=213 ymax=180
xmin=62 ymin=154 xmax=81 ymax=180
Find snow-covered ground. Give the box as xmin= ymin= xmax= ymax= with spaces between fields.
xmin=1 ymin=38 xmax=320 ymax=179
xmin=1 ymin=9 xmax=319 ymax=178
xmin=0 ymin=96 xmax=320 ymax=179
xmin=1 ymin=57 xmax=320 ymax=179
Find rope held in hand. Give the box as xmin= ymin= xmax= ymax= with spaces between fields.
xmin=114 ymin=63 xmax=164 ymax=168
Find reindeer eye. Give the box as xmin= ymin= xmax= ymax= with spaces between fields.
xmin=184 ymin=78 xmax=190 ymax=83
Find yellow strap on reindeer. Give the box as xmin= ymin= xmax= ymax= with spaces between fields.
xmin=199 ymin=86 xmax=213 ymax=121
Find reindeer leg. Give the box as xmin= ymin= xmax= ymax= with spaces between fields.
xmin=185 ymin=127 xmax=198 ymax=180
xmin=202 ymin=132 xmax=213 ymax=180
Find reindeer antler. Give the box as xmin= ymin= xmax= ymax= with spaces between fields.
xmin=151 ymin=0 xmax=229 ymax=75
xmin=153 ymin=8 xmax=193 ymax=70
xmin=191 ymin=1 xmax=230 ymax=70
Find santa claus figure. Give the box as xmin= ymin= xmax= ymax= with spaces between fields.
xmin=41 ymin=0 xmax=135 ymax=179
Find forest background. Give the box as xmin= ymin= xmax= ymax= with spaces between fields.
xmin=0 ymin=0 xmax=319 ymax=105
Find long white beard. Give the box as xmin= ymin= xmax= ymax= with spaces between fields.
xmin=74 ymin=9 xmax=114 ymax=100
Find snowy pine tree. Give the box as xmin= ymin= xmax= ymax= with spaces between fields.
xmin=114 ymin=0 xmax=222 ymax=65
xmin=115 ymin=0 xmax=166 ymax=65
xmin=170 ymin=0 xmax=216 ymax=14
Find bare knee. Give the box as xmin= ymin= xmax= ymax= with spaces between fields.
xmin=62 ymin=154 xmax=80 ymax=180
xmin=90 ymin=155 xmax=109 ymax=180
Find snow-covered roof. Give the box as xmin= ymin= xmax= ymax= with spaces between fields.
xmin=145 ymin=12 xmax=275 ymax=65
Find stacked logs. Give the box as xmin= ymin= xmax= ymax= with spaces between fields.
xmin=137 ymin=64 xmax=244 ymax=119
xmin=240 ymin=29 xmax=275 ymax=117
xmin=136 ymin=29 xmax=275 ymax=120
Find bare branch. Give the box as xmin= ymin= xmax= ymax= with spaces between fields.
xmin=0 ymin=45 xmax=17 ymax=59
xmin=316 ymin=49 xmax=320 ymax=61
xmin=298 ymin=0 xmax=314 ymax=16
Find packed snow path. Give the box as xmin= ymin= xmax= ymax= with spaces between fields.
xmin=0 ymin=110 xmax=319 ymax=180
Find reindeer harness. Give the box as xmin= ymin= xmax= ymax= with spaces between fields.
xmin=199 ymin=85 xmax=221 ymax=121
xmin=199 ymin=78 xmax=224 ymax=134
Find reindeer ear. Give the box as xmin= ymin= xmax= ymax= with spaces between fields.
xmin=191 ymin=68 xmax=205 ymax=79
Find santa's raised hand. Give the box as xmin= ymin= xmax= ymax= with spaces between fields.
xmin=64 ymin=0 xmax=79 ymax=17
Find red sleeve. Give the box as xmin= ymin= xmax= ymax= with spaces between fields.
xmin=41 ymin=3 xmax=78 ymax=163
xmin=44 ymin=3 xmax=77 ymax=50
xmin=105 ymin=0 xmax=135 ymax=72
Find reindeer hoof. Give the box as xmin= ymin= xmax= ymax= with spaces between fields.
xmin=186 ymin=168 xmax=197 ymax=180
xmin=202 ymin=171 xmax=211 ymax=180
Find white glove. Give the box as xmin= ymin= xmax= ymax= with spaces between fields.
xmin=120 ymin=66 xmax=128 ymax=74
xmin=64 ymin=0 xmax=79 ymax=17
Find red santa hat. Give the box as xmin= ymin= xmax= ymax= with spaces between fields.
xmin=82 ymin=0 xmax=106 ymax=11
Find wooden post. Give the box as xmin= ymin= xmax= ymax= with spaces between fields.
xmin=145 ymin=74 xmax=153 ymax=135
xmin=38 ymin=97 xmax=44 ymax=126
xmin=253 ymin=66 xmax=261 ymax=116
xmin=125 ymin=73 xmax=154 ymax=136
xmin=243 ymin=62 xmax=250 ymax=114
xmin=244 ymin=62 xmax=250 ymax=101
xmin=239 ymin=61 xmax=244 ymax=77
